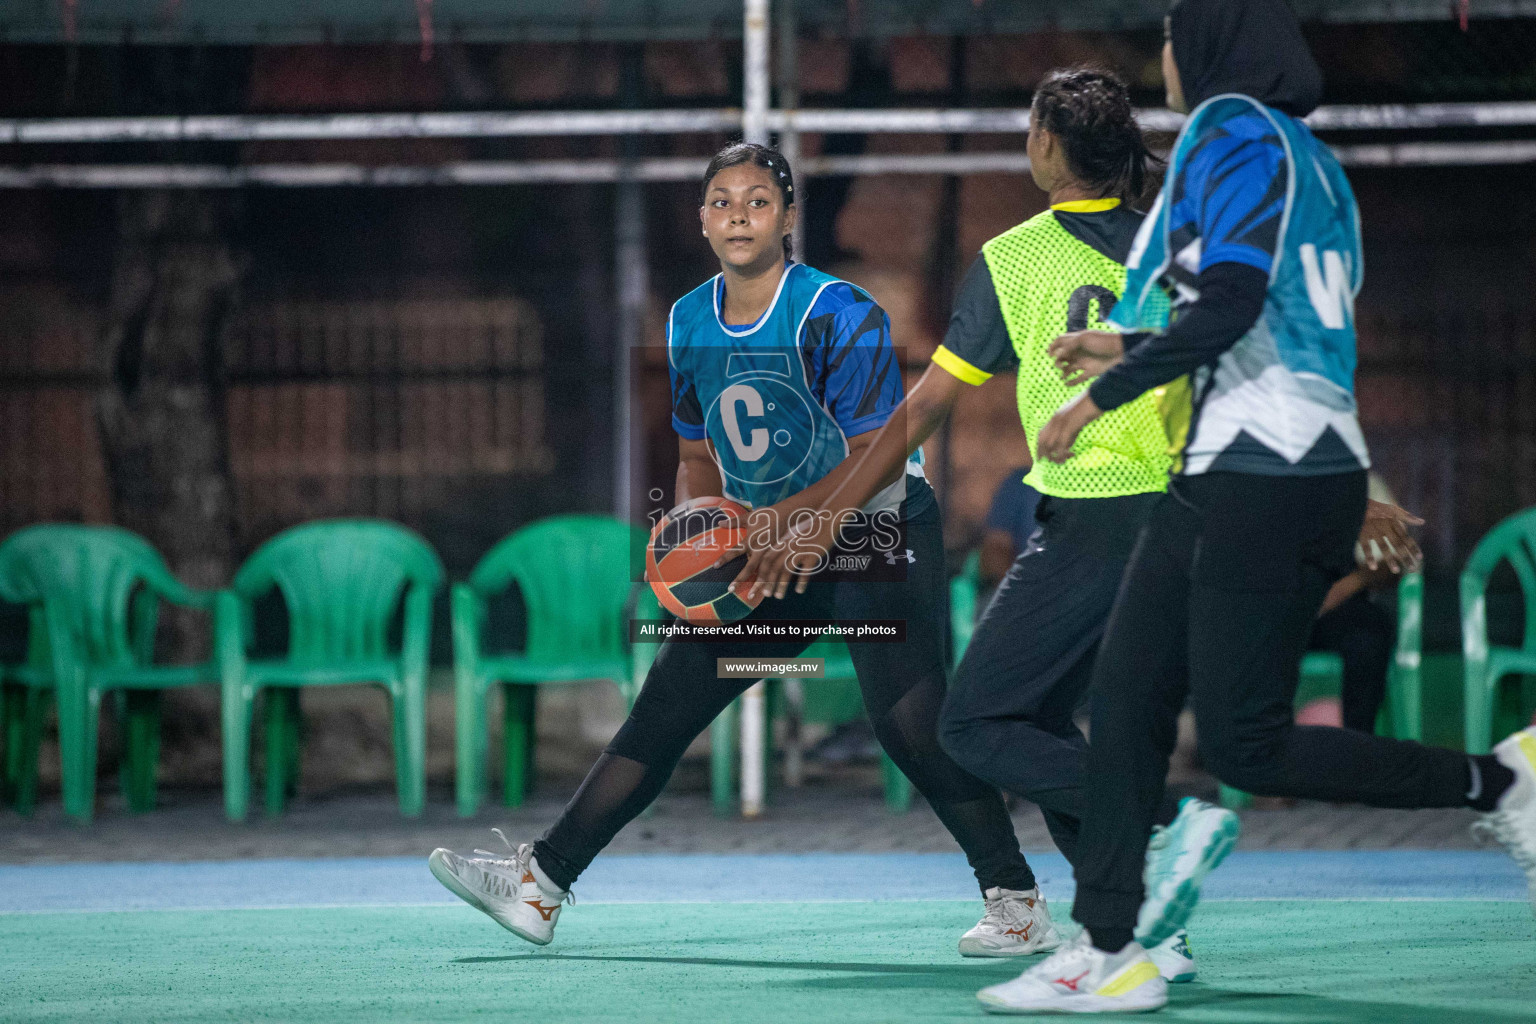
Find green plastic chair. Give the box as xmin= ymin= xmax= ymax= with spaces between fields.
xmin=1461 ymin=507 xmax=1536 ymax=754
xmin=0 ymin=525 xmax=216 ymax=821
xmin=1219 ymin=571 xmax=1424 ymax=809
xmin=452 ymin=515 xmax=648 ymax=816
xmin=950 ymin=550 xmax=982 ymax=663
xmin=216 ymin=519 xmax=443 ymax=821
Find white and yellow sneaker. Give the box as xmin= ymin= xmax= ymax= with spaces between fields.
xmin=1472 ymin=727 xmax=1536 ymax=915
xmin=959 ymin=886 xmax=1064 ymax=958
xmin=977 ymin=933 xmax=1168 ymax=1015
xmin=428 ymin=829 xmax=572 ymax=945
xmin=1144 ymin=930 xmax=1196 ymax=983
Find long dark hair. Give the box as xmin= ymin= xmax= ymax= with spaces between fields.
xmin=701 ymin=142 xmax=796 ymax=261
xmin=1032 ymin=68 xmax=1160 ymax=203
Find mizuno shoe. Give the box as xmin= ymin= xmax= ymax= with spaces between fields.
xmin=1136 ymin=796 xmax=1240 ymax=947
xmin=428 ymin=829 xmax=572 ymax=945
xmin=1472 ymin=727 xmax=1536 ymax=916
xmin=959 ymin=886 xmax=1064 ymax=958
xmin=1144 ymin=930 xmax=1196 ymax=983
xmin=976 ymin=933 xmax=1168 ymax=1015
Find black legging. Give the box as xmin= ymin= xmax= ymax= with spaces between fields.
xmin=534 ymin=496 xmax=1034 ymax=895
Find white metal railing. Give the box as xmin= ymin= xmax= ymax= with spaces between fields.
xmin=4 ymin=100 xmax=1536 ymax=144
xmin=2 ymin=139 xmax=1532 ymax=189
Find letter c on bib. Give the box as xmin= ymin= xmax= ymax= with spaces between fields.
xmin=720 ymin=383 xmax=770 ymax=461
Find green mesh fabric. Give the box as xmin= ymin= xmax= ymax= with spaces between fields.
xmin=981 ymin=211 xmax=1173 ymax=499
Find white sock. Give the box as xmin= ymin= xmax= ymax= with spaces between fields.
xmin=528 ymin=855 xmax=566 ymax=896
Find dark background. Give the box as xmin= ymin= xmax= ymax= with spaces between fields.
xmin=0 ymin=10 xmax=1532 ymax=795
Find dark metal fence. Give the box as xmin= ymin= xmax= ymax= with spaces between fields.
xmin=0 ymin=289 xmax=553 ymax=563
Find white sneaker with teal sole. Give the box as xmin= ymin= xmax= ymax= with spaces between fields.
xmin=1136 ymin=797 xmax=1240 ymax=947
xmin=959 ymin=887 xmax=1064 ymax=958
xmin=976 ymin=933 xmax=1168 ymax=1015
xmin=427 ymin=829 xmax=572 ymax=945
xmin=1472 ymin=727 xmax=1536 ymax=915
xmin=1144 ymin=930 xmax=1196 ymax=983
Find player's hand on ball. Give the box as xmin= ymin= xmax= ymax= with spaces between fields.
xmin=1355 ymin=499 xmax=1425 ymax=574
xmin=1048 ymin=330 xmax=1125 ymax=385
xmin=1036 ymin=392 xmax=1103 ymax=464
xmin=742 ymin=514 xmax=837 ymax=600
xmin=724 ymin=502 xmax=803 ymax=597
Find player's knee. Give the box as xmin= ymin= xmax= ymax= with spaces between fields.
xmin=1198 ymin=727 xmax=1286 ymax=795
xmin=937 ymin=699 xmax=980 ymax=767
xmin=938 ymin=730 xmax=998 ymax=790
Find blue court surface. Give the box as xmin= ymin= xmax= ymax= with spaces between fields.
xmin=0 ymin=849 xmax=1529 ymax=912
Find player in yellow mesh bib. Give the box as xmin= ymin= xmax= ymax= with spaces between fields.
xmin=737 ymin=68 xmax=1201 ymax=981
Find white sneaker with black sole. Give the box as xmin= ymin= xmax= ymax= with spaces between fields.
xmin=959 ymin=886 xmax=1064 ymax=958
xmin=1471 ymin=727 xmax=1536 ymax=915
xmin=427 ymin=829 xmax=572 ymax=945
xmin=976 ymin=933 xmax=1168 ymax=1015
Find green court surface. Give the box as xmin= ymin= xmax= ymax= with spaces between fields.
xmin=4 ymin=901 xmax=1534 ymax=1023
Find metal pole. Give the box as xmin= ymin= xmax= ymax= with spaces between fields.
xmin=743 ymin=0 xmax=771 ymax=145
xmin=614 ymin=179 xmax=645 ymax=524
xmin=739 ymin=0 xmax=772 ymax=817
xmin=776 ymin=0 xmax=804 ymax=263
xmin=12 ymin=140 xmax=1536 ymax=189
xmin=740 ymin=680 xmax=767 ymax=818
xmin=5 ymin=101 xmax=1536 ymax=144
xmin=774 ymin=0 xmax=806 ymax=789
xmin=614 ymin=46 xmax=648 ymax=524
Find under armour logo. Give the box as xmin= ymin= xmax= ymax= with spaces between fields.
xmin=885 ymin=549 xmax=915 ymax=565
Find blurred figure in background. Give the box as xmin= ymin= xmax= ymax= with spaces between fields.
xmin=980 ymin=467 xmax=1042 ymax=590
xmin=1310 ymin=473 xmax=1415 ymax=733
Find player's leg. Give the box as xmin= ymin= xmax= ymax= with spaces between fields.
xmin=835 ymin=501 xmax=1059 ymax=957
xmin=1187 ymin=473 xmax=1514 ymax=809
xmin=981 ymin=495 xmax=1200 ymax=1014
xmin=430 ymin=594 xmax=821 ymax=944
xmin=1148 ymin=472 xmax=1531 ymax=942
xmin=939 ymin=493 xmax=1160 ymax=862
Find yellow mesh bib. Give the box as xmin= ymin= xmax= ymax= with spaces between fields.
xmin=982 ymin=211 xmax=1173 ymax=499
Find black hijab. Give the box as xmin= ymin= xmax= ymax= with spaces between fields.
xmin=1168 ymin=0 xmax=1323 ymax=117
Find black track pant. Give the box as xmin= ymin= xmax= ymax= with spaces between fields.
xmin=535 ymin=498 xmax=1033 ymax=895
xmin=940 ymin=492 xmax=1170 ymax=866
xmin=1072 ymin=471 xmax=1473 ymax=933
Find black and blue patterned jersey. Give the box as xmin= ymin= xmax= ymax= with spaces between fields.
xmin=1114 ymin=95 xmax=1368 ymax=477
xmin=668 ymin=262 xmax=925 ymax=511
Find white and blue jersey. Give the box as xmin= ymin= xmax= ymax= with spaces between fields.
xmin=668 ymin=262 xmax=925 ymax=513
xmin=1114 ymin=93 xmax=1369 ymax=477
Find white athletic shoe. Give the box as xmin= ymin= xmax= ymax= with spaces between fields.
xmin=1144 ymin=930 xmax=1196 ymax=983
xmin=1136 ymin=797 xmax=1240 ymax=947
xmin=1471 ymin=727 xmax=1536 ymax=915
xmin=427 ymin=829 xmax=572 ymax=945
xmin=959 ymin=887 xmax=1064 ymax=958
xmin=976 ymin=933 xmax=1168 ymax=1015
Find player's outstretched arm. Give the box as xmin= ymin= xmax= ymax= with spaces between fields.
xmin=737 ymin=362 xmax=966 ymax=599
